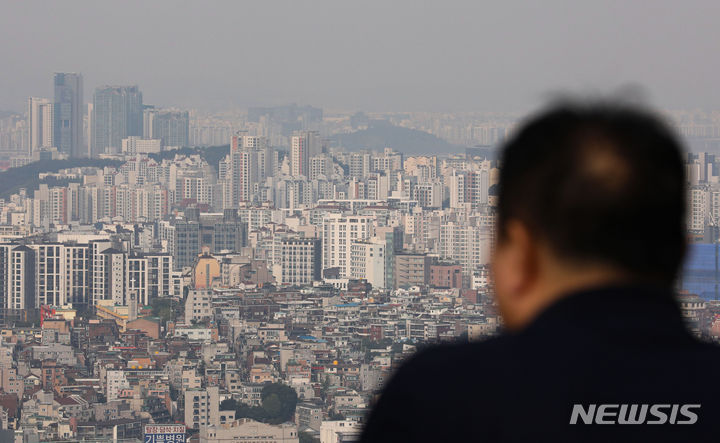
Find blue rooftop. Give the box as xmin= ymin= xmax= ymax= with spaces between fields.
xmin=298 ymin=335 xmax=327 ymax=343
xmin=681 ymin=243 xmax=720 ymax=301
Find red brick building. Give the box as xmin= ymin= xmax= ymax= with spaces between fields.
xmin=429 ymin=263 xmax=463 ymax=288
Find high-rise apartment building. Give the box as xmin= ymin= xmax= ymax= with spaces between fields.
xmin=103 ymin=248 xmax=126 ymax=305
xmin=276 ymin=237 xmax=322 ymax=286
xmin=350 ymin=240 xmax=386 ymax=288
xmin=448 ymin=163 xmax=493 ymax=210
xmin=92 ymin=85 xmax=143 ymax=156
xmin=349 ymin=152 xmax=371 ymax=179
xmin=226 ymin=150 xmax=258 ymax=206
xmin=222 ymin=135 xmax=274 ymax=208
xmin=27 ymin=97 xmax=54 ymax=154
xmin=86 ymin=103 xmax=93 ymax=156
xmin=89 ymin=240 xmax=113 ymax=305
xmin=53 ymin=73 xmax=84 ymax=157
xmin=144 ymin=109 xmax=189 ymax=147
xmin=375 ymin=226 xmax=403 ymax=291
xmin=291 ymin=131 xmax=321 ymax=178
xmin=309 ymin=155 xmax=333 ymax=181
xmin=126 ymin=254 xmax=155 ymax=306
xmin=211 ymin=210 xmax=247 ymax=253
xmin=412 ymin=182 xmax=444 ymax=208
xmin=689 ymin=186 xmax=711 ymax=233
xmin=30 ymin=185 xmax=69 ymax=228
xmin=167 ymin=211 xmax=247 ymax=270
xmin=372 ymin=148 xmax=403 ymax=173
xmin=448 ymin=171 xmax=466 ymax=208
xmin=172 ymin=220 xmax=200 ymax=271
xmin=438 ymin=221 xmax=493 ymax=275
xmin=64 ymin=244 xmax=91 ymax=307
xmin=395 ymin=252 xmax=431 ymax=288
xmin=234 ymin=135 xmax=275 ymax=180
xmin=121 ymin=136 xmax=162 ymax=154
xmin=322 ymin=214 xmax=374 ymax=278
xmin=365 ymin=173 xmax=390 ymax=200
xmin=0 ymin=245 xmax=35 ymax=312
xmin=32 ymin=244 xmax=65 ymax=307
xmin=0 ymin=239 xmax=175 ymax=312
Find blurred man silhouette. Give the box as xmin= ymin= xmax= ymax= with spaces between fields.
xmin=361 ymin=103 xmax=720 ymax=442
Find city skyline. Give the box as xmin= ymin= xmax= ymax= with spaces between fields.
xmin=2 ymin=3 xmax=720 ymax=442
xmin=8 ymin=75 xmax=720 ymax=163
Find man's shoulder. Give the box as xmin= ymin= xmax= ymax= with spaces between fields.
xmin=395 ymin=335 xmax=521 ymax=382
xmin=370 ymin=336 xmax=521 ymax=434
xmin=418 ymin=334 xmax=518 ymax=358
xmin=362 ymin=338 xmax=518 ymax=442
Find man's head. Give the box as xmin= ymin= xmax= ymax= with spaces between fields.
xmin=492 ymin=102 xmax=686 ymax=330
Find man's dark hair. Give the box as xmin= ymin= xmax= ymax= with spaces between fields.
xmin=498 ymin=102 xmax=686 ymax=286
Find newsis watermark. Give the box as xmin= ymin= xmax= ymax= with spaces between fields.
xmin=570 ymin=404 xmax=700 ymax=425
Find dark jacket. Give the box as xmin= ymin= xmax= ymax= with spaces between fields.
xmin=361 ymin=285 xmax=720 ymax=442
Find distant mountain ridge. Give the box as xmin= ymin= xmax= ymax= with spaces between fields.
xmin=330 ymin=120 xmax=467 ymax=154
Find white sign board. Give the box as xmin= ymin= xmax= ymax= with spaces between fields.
xmin=144 ymin=424 xmax=186 ymax=443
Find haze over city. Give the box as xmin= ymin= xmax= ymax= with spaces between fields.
xmin=2 ymin=0 xmax=720 ymax=112
xmin=2 ymin=2 xmax=720 ymax=442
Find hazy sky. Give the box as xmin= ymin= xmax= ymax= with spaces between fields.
xmin=2 ymin=0 xmax=720 ymax=113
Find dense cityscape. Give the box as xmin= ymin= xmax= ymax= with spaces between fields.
xmin=0 ymin=71 xmax=718 ymax=442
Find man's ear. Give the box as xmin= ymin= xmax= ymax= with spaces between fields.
xmin=503 ymin=220 xmax=540 ymax=297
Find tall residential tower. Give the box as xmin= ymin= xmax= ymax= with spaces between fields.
xmin=291 ymin=131 xmax=321 ymax=178
xmin=53 ymin=73 xmax=84 ymax=157
xmin=27 ymin=97 xmax=54 ymax=155
xmin=92 ymin=85 xmax=143 ymax=156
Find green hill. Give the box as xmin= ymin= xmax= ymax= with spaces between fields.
xmin=330 ymin=120 xmax=467 ymax=154
xmin=0 ymin=145 xmax=232 ymax=200
xmin=0 ymin=158 xmax=123 ymax=200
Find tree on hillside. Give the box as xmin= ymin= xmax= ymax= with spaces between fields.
xmin=232 ymin=382 xmax=299 ymax=424
xmin=261 ymin=383 xmax=298 ymax=424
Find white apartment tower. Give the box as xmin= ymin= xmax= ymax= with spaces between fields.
xmin=322 ymin=214 xmax=374 ymax=278
xmin=121 ymin=136 xmax=162 ymax=154
xmin=27 ymin=97 xmax=54 ymax=154
xmin=185 ymin=289 xmax=212 ymax=323
xmin=0 ymin=245 xmax=35 ymax=311
xmin=350 ymin=240 xmax=386 ymax=288
xmin=32 ymin=244 xmax=66 ymax=307
xmin=439 ymin=221 xmax=494 ymax=275
xmin=223 ymin=135 xmax=273 ymax=208
xmin=449 ymin=171 xmax=467 ymax=208
xmin=349 ymin=152 xmax=371 ymax=179
xmin=184 ymin=386 xmax=231 ymax=430
xmin=309 ymin=155 xmax=333 ymax=180
xmin=90 ymin=240 xmax=112 ymax=305
xmin=64 ymin=244 xmax=91 ymax=306
xmin=689 ymin=186 xmax=711 ymax=233
xmin=126 ymin=256 xmax=149 ymax=306
xmin=103 ymin=248 xmax=126 ymax=305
